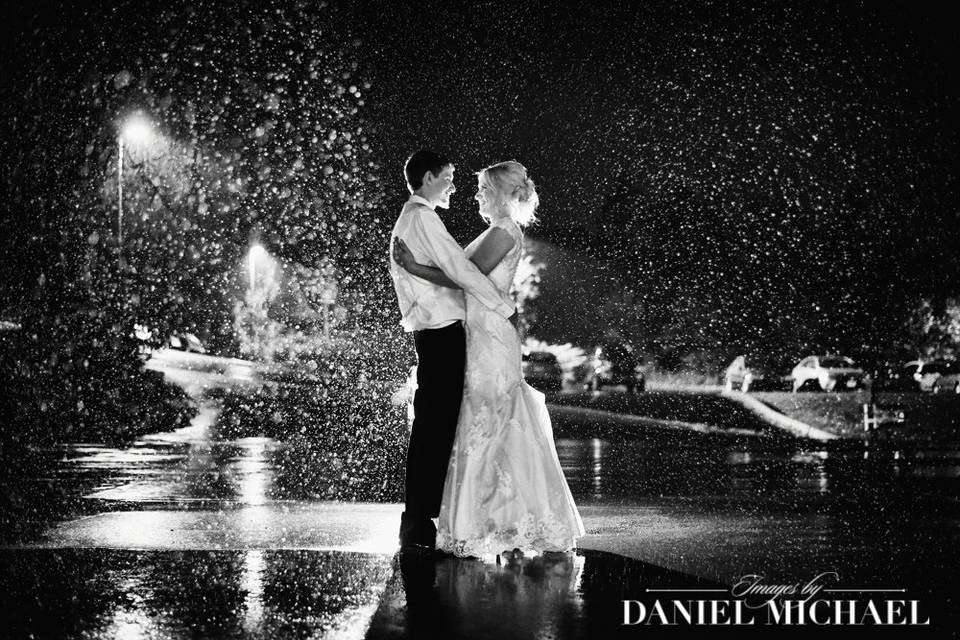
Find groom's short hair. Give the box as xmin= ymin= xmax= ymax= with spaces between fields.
xmin=405 ymin=149 xmax=453 ymax=192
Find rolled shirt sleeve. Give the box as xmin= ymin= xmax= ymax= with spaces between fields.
xmin=412 ymin=210 xmax=515 ymax=318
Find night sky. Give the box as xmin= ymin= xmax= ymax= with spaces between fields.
xmin=2 ymin=0 xmax=958 ymax=368
xmin=355 ymin=2 xmax=958 ymax=230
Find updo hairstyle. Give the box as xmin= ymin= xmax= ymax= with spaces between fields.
xmin=478 ymin=160 xmax=539 ymax=227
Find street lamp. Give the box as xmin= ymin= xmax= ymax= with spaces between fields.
xmin=248 ymin=244 xmax=268 ymax=288
xmin=117 ymin=113 xmax=155 ymax=247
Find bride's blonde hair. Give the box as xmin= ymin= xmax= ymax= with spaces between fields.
xmin=477 ymin=160 xmax=539 ymax=227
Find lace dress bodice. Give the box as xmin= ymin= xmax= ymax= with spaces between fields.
xmin=461 ymin=217 xmax=525 ymax=404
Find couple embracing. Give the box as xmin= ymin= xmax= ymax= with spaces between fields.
xmin=388 ymin=150 xmax=584 ymax=561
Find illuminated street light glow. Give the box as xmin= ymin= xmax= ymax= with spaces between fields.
xmin=248 ymin=244 xmax=268 ymax=286
xmin=120 ymin=113 xmax=155 ymax=146
xmin=116 ymin=112 xmax=157 ymax=248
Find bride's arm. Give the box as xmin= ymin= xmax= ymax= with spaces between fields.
xmin=467 ymin=227 xmax=515 ymax=275
xmin=393 ymin=227 xmax=515 ymax=285
xmin=393 ymin=238 xmax=461 ymax=289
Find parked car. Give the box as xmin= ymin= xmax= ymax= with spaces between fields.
xmin=132 ymin=323 xmax=157 ymax=361
xmin=522 ymin=350 xmax=563 ymax=392
xmin=790 ymin=355 xmax=867 ymax=392
xmin=929 ymin=361 xmax=960 ymax=394
xmin=225 ymin=360 xmax=262 ymax=386
xmin=586 ymin=342 xmax=645 ymax=393
xmin=723 ymin=355 xmax=789 ymax=392
xmin=883 ymin=360 xmax=951 ymax=393
xmin=924 ymin=360 xmax=960 ymax=393
xmin=169 ymin=332 xmax=207 ymax=354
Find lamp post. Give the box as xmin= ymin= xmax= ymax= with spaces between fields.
xmin=116 ymin=114 xmax=154 ymax=250
xmin=248 ymin=244 xmax=268 ymax=289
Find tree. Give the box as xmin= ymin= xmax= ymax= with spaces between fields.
xmin=905 ymin=298 xmax=960 ymax=360
xmin=0 ymin=1 xmax=402 ymax=444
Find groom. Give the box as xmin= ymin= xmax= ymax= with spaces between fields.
xmin=389 ymin=149 xmax=517 ymax=555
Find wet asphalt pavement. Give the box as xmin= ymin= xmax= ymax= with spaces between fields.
xmin=1 ymin=360 xmax=959 ymax=638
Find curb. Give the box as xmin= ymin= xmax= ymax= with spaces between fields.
xmin=547 ymin=402 xmax=767 ymax=437
xmin=719 ymin=390 xmax=837 ymax=441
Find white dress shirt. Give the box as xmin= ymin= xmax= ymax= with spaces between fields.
xmin=389 ymin=195 xmax=515 ymax=332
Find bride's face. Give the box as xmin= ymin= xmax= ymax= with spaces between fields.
xmin=474 ymin=176 xmax=497 ymax=217
xmin=474 ymin=176 xmax=503 ymax=217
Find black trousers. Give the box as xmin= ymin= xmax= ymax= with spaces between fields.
xmin=399 ymin=320 xmax=466 ymax=546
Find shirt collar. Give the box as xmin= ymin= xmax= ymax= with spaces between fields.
xmin=407 ymin=194 xmax=434 ymax=210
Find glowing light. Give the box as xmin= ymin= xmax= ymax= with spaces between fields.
xmin=236 ymin=437 xmax=272 ymax=506
xmin=103 ymin=606 xmax=160 ymax=640
xmin=242 ymin=550 xmax=265 ymax=634
xmin=248 ymin=244 xmax=268 ymax=286
xmin=120 ymin=113 xmax=155 ymax=145
xmin=591 ymin=437 xmax=603 ymax=497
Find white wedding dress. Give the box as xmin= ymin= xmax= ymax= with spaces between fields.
xmin=436 ymin=216 xmax=585 ymax=559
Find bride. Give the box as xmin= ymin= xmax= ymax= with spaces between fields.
xmin=393 ymin=160 xmax=584 ymax=560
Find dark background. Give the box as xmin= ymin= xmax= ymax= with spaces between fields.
xmin=1 ymin=0 xmax=958 ymax=375
xmin=355 ymin=0 xmax=960 ymax=369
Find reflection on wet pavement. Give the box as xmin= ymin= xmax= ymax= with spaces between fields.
xmin=70 ymin=405 xmax=275 ymax=506
xmin=13 ymin=406 xmax=960 ymax=520
xmin=4 ymin=401 xmax=960 ymax=573
xmin=0 ymin=546 xmax=731 ymax=640
xmin=2 ymin=547 xmax=952 ymax=639
xmin=0 ymin=548 xmax=392 ymax=639
xmin=2 ymin=396 xmax=960 ymax=637
xmin=39 ymin=503 xmax=401 ymax=553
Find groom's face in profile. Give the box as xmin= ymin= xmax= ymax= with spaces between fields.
xmin=430 ymin=165 xmax=456 ymax=209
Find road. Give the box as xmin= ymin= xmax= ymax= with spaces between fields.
xmin=1 ymin=352 xmax=957 ymax=638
